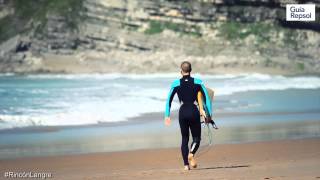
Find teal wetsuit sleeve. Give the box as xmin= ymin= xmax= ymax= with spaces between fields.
xmin=165 ymin=80 xmax=180 ymax=117
xmin=195 ymin=78 xmax=212 ymax=117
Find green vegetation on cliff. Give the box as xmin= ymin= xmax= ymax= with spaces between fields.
xmin=218 ymin=21 xmax=274 ymax=42
xmin=217 ymin=21 xmax=299 ymax=48
xmin=0 ymin=0 xmax=84 ymax=42
xmin=0 ymin=16 xmax=17 ymax=42
xmin=141 ymin=19 xmax=299 ymax=48
xmin=144 ymin=20 xmax=201 ymax=37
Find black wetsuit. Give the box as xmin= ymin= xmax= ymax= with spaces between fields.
xmin=165 ymin=75 xmax=212 ymax=166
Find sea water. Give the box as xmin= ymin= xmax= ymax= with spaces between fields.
xmin=0 ymin=73 xmax=319 ymax=159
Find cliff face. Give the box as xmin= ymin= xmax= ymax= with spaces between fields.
xmin=0 ymin=0 xmax=319 ymax=75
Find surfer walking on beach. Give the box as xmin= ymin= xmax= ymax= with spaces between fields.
xmin=164 ymin=61 xmax=212 ymax=170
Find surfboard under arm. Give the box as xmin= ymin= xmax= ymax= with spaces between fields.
xmin=197 ymin=87 xmax=214 ymax=118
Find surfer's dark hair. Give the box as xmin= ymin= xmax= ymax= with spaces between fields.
xmin=181 ymin=61 xmax=192 ymax=73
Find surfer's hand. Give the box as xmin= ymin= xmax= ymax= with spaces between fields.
xmin=200 ymin=109 xmax=206 ymax=118
xmin=164 ymin=117 xmax=171 ymax=126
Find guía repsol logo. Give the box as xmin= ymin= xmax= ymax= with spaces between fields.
xmin=286 ymin=4 xmax=316 ymax=21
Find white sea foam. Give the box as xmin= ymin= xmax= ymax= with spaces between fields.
xmin=0 ymin=73 xmax=15 ymax=77
xmin=210 ymin=75 xmax=320 ymax=96
xmin=24 ymin=73 xmax=180 ymax=80
xmin=0 ymin=73 xmax=320 ymax=129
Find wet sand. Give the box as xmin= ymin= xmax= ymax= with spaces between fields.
xmin=0 ymin=138 xmax=319 ymax=179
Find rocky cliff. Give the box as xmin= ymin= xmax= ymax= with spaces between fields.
xmin=0 ymin=0 xmax=319 ymax=75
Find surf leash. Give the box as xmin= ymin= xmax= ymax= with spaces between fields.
xmin=196 ymin=115 xmax=218 ymax=158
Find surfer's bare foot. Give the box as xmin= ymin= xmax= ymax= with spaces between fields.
xmin=184 ymin=165 xmax=190 ymax=171
xmin=188 ymin=153 xmax=197 ymax=168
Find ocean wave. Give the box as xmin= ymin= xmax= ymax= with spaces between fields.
xmin=25 ymin=73 xmax=181 ymax=80
xmin=0 ymin=73 xmax=15 ymax=77
xmin=21 ymin=73 xmax=278 ymax=80
xmin=212 ymin=75 xmax=320 ymax=96
xmin=0 ymin=92 xmax=180 ymax=130
xmin=0 ymin=73 xmax=320 ymax=129
xmin=21 ymin=73 xmax=296 ymax=80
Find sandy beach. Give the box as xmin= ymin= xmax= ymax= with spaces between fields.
xmin=1 ymin=138 xmax=319 ymax=180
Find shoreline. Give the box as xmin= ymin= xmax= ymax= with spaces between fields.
xmin=1 ymin=138 xmax=319 ymax=179
xmin=1 ymin=109 xmax=320 ymax=133
xmin=0 ymin=117 xmax=319 ymax=160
